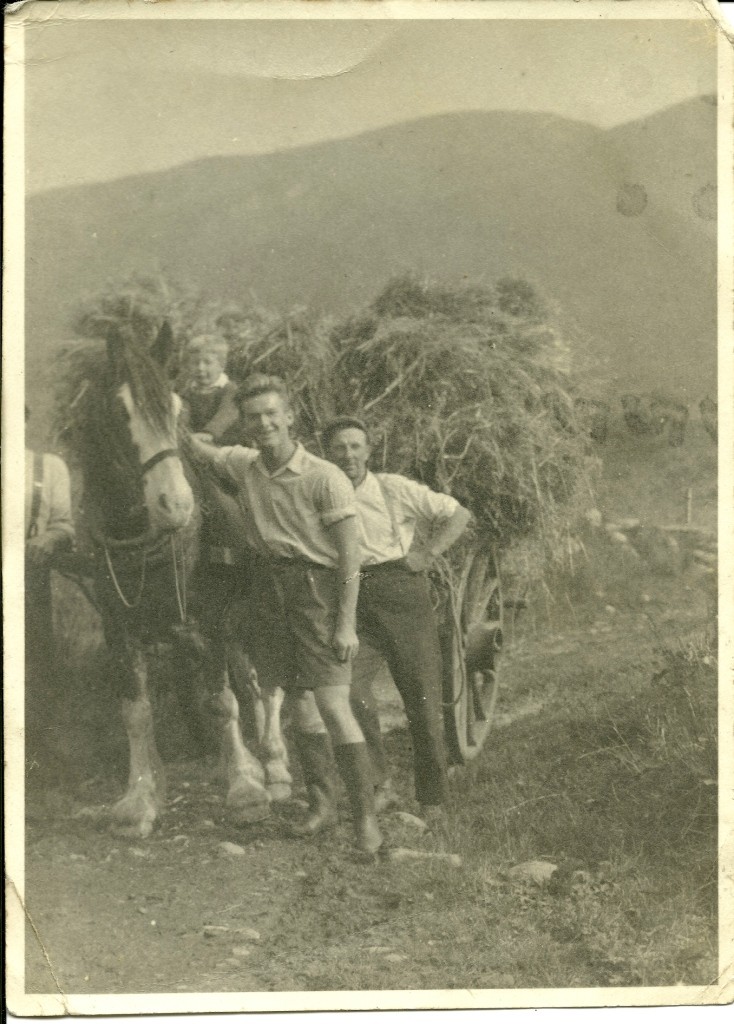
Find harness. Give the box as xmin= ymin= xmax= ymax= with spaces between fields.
xmin=26 ymin=451 xmax=44 ymax=540
xmin=99 ymin=445 xmax=187 ymax=621
xmin=139 ymin=447 xmax=178 ymax=477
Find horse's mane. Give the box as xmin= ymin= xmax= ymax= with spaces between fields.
xmin=56 ymin=329 xmax=172 ymax=459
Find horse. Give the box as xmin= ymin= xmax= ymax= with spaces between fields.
xmin=620 ymin=392 xmax=689 ymax=447
xmin=649 ymin=396 xmax=689 ymax=448
xmin=620 ymin=393 xmax=663 ymax=436
xmin=66 ymin=320 xmax=291 ymax=838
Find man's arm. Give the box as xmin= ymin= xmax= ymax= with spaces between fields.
xmin=188 ymin=432 xmax=233 ymax=479
xmin=405 ymin=504 xmax=472 ymax=572
xmin=325 ymin=514 xmax=361 ymax=662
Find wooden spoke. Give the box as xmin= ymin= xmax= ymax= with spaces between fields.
xmin=442 ymin=548 xmax=504 ymax=765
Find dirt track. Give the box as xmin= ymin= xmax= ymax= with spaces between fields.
xmin=23 ymin=574 xmax=717 ymax=996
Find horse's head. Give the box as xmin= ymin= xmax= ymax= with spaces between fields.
xmin=101 ymin=321 xmax=194 ymax=539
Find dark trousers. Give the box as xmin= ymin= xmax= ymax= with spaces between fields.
xmin=354 ymin=561 xmax=449 ymax=806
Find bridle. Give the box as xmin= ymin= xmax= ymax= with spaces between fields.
xmin=139 ymin=446 xmax=179 ymax=477
xmin=100 ymin=442 xmax=189 ymax=621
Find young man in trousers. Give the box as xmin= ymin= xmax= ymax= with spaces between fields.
xmin=190 ymin=376 xmax=382 ymax=854
xmin=323 ymin=417 xmax=471 ymax=822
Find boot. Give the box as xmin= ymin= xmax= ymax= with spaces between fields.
xmin=333 ymin=742 xmax=383 ymax=854
xmin=350 ymin=696 xmax=390 ymax=789
xmin=291 ymin=731 xmax=339 ymax=836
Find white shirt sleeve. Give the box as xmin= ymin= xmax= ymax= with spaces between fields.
xmin=388 ymin=474 xmax=459 ymax=525
xmin=316 ymin=465 xmax=357 ymax=526
xmin=43 ymin=454 xmax=75 ymax=543
xmin=212 ymin=445 xmax=258 ymax=483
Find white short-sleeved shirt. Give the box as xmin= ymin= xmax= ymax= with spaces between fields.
xmin=213 ymin=442 xmax=356 ymax=567
xmin=355 ymin=471 xmax=459 ymax=566
xmin=25 ymin=450 xmax=75 ymax=544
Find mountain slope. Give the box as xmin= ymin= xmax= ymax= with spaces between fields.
xmin=26 ymin=102 xmax=716 ymax=422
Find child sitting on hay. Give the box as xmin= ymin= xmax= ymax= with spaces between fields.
xmin=180 ymin=334 xmax=240 ymax=445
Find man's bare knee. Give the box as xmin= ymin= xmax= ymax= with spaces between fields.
xmin=290 ymin=689 xmax=327 ymax=735
xmin=313 ymin=686 xmax=363 ymax=745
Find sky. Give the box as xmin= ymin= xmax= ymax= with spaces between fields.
xmin=24 ymin=17 xmax=717 ymax=194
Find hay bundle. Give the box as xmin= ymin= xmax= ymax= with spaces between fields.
xmin=329 ymin=274 xmax=595 ymax=566
xmin=223 ymin=306 xmax=339 ymax=440
xmin=59 ymin=271 xmax=595 ymax=576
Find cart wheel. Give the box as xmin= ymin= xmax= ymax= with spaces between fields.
xmin=442 ymin=548 xmax=504 ymax=765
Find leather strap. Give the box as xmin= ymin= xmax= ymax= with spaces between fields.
xmin=374 ymin=473 xmax=402 ymax=550
xmin=27 ymin=451 xmax=44 ymax=540
xmin=139 ymin=447 xmax=178 ymax=477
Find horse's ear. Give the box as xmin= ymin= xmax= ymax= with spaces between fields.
xmin=150 ymin=320 xmax=174 ymax=371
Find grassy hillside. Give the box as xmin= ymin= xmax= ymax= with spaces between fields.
xmin=26 ymin=99 xmax=716 ymax=438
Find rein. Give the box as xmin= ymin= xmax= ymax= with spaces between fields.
xmin=98 ymin=443 xmax=188 ymax=620
xmin=101 ymin=530 xmax=188 ymax=623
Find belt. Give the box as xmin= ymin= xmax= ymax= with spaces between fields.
xmin=362 ymin=557 xmax=411 ymax=572
xmin=254 ymin=553 xmax=334 ymax=571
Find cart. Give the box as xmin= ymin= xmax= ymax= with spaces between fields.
xmin=434 ymin=544 xmax=505 ymax=765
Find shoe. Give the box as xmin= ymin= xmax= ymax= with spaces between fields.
xmin=334 ymin=742 xmax=383 ymax=854
xmin=291 ymin=732 xmax=338 ymax=836
xmin=374 ymin=779 xmax=401 ymax=813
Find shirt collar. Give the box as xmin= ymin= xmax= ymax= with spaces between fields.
xmin=355 ymin=470 xmax=376 ymax=492
xmin=254 ymin=441 xmax=306 ymax=478
xmin=190 ymin=372 xmax=229 ymax=393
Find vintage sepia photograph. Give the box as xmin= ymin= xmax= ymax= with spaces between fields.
xmin=4 ymin=0 xmax=733 ymax=1014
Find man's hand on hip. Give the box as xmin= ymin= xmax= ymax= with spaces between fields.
xmin=404 ymin=547 xmax=433 ymax=573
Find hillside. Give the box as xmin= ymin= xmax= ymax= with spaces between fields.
xmin=25 ymin=100 xmax=716 ymax=429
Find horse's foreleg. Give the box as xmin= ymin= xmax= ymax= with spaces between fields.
xmin=259 ymin=684 xmax=292 ymax=803
xmin=211 ymin=670 xmax=271 ymax=824
xmin=110 ymin=645 xmax=166 ymax=838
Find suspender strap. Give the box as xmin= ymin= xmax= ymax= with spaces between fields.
xmin=374 ymin=474 xmax=402 ymax=549
xmin=27 ymin=451 xmax=44 ymax=540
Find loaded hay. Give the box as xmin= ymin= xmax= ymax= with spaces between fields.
xmin=59 ymin=271 xmax=597 ymax=585
xmin=326 ymin=274 xmax=597 ymax=579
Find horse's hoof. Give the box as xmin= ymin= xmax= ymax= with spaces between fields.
xmin=226 ymin=779 xmax=271 ymax=824
xmin=266 ymin=782 xmax=292 ymax=803
xmin=230 ymin=802 xmax=271 ymax=825
xmin=264 ymin=761 xmax=292 ymax=803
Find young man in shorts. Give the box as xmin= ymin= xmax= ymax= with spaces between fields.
xmin=190 ymin=375 xmax=382 ymax=854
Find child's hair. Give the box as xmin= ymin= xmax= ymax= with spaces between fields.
xmin=185 ymin=334 xmax=229 ymax=363
xmin=236 ymin=373 xmax=291 ymax=410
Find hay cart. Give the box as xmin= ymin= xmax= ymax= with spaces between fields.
xmin=433 ymin=543 xmax=506 ymax=765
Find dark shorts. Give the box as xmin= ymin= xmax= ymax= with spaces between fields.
xmin=244 ymin=558 xmax=351 ymax=692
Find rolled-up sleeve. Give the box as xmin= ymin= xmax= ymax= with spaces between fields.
xmin=316 ymin=466 xmax=357 ymax=526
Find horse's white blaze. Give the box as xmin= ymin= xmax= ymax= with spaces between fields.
xmin=119 ymin=382 xmax=194 ymax=532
